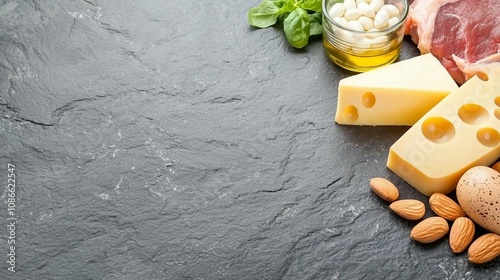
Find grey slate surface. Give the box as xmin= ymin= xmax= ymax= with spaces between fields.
xmin=0 ymin=0 xmax=499 ymax=279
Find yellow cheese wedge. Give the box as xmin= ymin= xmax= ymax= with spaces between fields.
xmin=335 ymin=54 xmax=459 ymax=126
xmin=387 ymin=66 xmax=500 ymax=196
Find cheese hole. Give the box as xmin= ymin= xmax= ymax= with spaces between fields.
xmin=495 ymin=109 xmax=500 ymax=120
xmin=477 ymin=72 xmax=489 ymax=81
xmin=458 ymin=103 xmax=489 ymax=125
xmin=476 ymin=127 xmax=500 ymax=147
xmin=495 ymin=97 xmax=500 ymax=107
xmin=362 ymin=92 xmax=376 ymax=108
xmin=421 ymin=117 xmax=455 ymax=144
xmin=342 ymin=105 xmax=359 ymax=122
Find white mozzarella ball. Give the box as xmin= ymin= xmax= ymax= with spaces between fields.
xmin=330 ymin=29 xmax=353 ymax=51
xmin=380 ymin=4 xmax=401 ymax=18
xmin=370 ymin=35 xmax=389 ymax=45
xmin=374 ymin=10 xmax=389 ymax=29
xmin=329 ymin=3 xmax=346 ymax=18
xmin=388 ymin=16 xmax=400 ymax=27
xmin=369 ymin=0 xmax=385 ymax=13
xmin=355 ymin=0 xmax=371 ymax=4
xmin=333 ymin=16 xmax=349 ymax=27
xmin=365 ymin=29 xmax=381 ymax=38
xmin=344 ymin=8 xmax=363 ymax=21
xmin=336 ymin=29 xmax=356 ymax=44
xmin=351 ymin=37 xmax=373 ymax=54
xmin=347 ymin=20 xmax=365 ymax=32
xmin=368 ymin=35 xmax=392 ymax=51
xmin=357 ymin=2 xmax=375 ymax=18
xmin=357 ymin=16 xmax=374 ymax=31
xmin=343 ymin=0 xmax=357 ymax=11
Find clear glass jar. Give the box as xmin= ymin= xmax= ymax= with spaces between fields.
xmin=322 ymin=0 xmax=409 ymax=72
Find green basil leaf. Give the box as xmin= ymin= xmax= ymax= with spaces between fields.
xmin=279 ymin=0 xmax=298 ymax=14
xmin=283 ymin=7 xmax=310 ymax=48
xmin=299 ymin=0 xmax=322 ymax=12
xmin=278 ymin=12 xmax=290 ymax=22
xmin=308 ymin=12 xmax=322 ymax=36
xmin=248 ymin=0 xmax=281 ymax=28
xmin=272 ymin=0 xmax=287 ymax=8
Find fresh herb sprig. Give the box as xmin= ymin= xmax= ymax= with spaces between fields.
xmin=248 ymin=0 xmax=323 ymax=49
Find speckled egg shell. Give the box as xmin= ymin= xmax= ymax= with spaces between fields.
xmin=456 ymin=166 xmax=500 ymax=235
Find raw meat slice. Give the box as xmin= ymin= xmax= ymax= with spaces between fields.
xmin=454 ymin=53 xmax=500 ymax=82
xmin=405 ymin=0 xmax=500 ymax=84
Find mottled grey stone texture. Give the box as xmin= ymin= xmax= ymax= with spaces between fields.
xmin=0 ymin=0 xmax=499 ymax=279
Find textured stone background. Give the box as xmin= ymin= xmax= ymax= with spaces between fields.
xmin=0 ymin=0 xmax=499 ymax=279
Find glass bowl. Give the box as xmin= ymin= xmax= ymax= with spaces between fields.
xmin=322 ymin=0 xmax=409 ymax=72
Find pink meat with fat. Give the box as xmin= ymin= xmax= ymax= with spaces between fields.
xmin=405 ymin=0 xmax=500 ymax=84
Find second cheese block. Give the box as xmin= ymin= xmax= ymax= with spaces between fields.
xmin=387 ymin=65 xmax=500 ymax=196
xmin=335 ymin=54 xmax=459 ymax=126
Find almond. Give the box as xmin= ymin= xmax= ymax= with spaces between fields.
xmin=491 ymin=161 xmax=500 ymax=173
xmin=389 ymin=199 xmax=425 ymax=220
xmin=369 ymin=177 xmax=399 ymax=202
xmin=449 ymin=217 xmax=475 ymax=253
xmin=429 ymin=193 xmax=466 ymax=221
xmin=410 ymin=216 xmax=449 ymax=243
xmin=468 ymin=233 xmax=500 ymax=264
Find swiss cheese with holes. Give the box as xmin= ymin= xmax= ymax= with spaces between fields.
xmin=335 ymin=54 xmax=458 ymax=126
xmin=387 ymin=66 xmax=500 ymax=196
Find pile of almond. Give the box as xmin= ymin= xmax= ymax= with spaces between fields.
xmin=370 ymin=177 xmax=500 ymax=264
